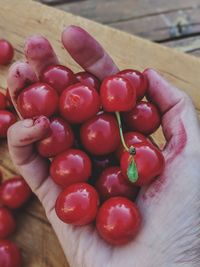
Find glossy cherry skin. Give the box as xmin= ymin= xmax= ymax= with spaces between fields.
xmin=0 ymin=207 xmax=16 ymax=238
xmin=0 ymin=176 xmax=32 ymax=209
xmin=41 ymin=65 xmax=76 ymax=94
xmin=55 ymin=183 xmax=99 ymax=225
xmin=0 ymin=110 xmax=17 ymax=138
xmin=95 ymin=167 xmax=138 ymax=201
xmin=118 ymin=69 xmax=148 ymax=100
xmin=96 ymin=197 xmax=141 ymax=245
xmin=36 ymin=117 xmax=74 ymax=158
xmin=120 ymin=143 xmax=165 ymax=186
xmin=75 ymin=71 xmax=100 ymax=91
xmin=116 ymin=131 xmax=148 ymax=160
xmin=80 ymin=113 xmax=120 ymax=155
xmin=50 ymin=149 xmax=92 ymax=187
xmin=123 ymin=101 xmax=161 ymax=135
xmin=0 ymin=92 xmax=6 ymax=110
xmin=0 ymin=39 xmax=14 ymax=65
xmin=59 ymin=83 xmax=100 ymax=124
xmin=0 ymin=240 xmax=22 ymax=267
xmin=100 ymin=75 xmax=136 ymax=112
xmin=17 ymin=82 xmax=58 ymax=118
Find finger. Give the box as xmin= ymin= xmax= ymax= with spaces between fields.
xmin=24 ymin=35 xmax=59 ymax=77
xmin=62 ymin=25 xmax=119 ymax=80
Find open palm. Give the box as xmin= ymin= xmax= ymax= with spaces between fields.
xmin=7 ymin=26 xmax=200 ymax=267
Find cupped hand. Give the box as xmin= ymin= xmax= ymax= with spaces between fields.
xmin=7 ymin=26 xmax=200 ymax=267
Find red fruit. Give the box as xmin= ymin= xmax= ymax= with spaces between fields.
xmin=118 ymin=69 xmax=148 ymax=100
xmin=55 ymin=183 xmax=99 ymax=225
xmin=116 ymin=132 xmax=148 ymax=160
xmin=75 ymin=71 xmax=100 ymax=91
xmin=123 ymin=101 xmax=161 ymax=135
xmin=59 ymin=83 xmax=100 ymax=124
xmin=0 ymin=240 xmax=22 ymax=267
xmin=100 ymin=75 xmax=136 ymax=112
xmin=17 ymin=82 xmax=58 ymax=118
xmin=0 ymin=110 xmax=17 ymax=138
xmin=36 ymin=117 xmax=74 ymax=158
xmin=96 ymin=197 xmax=141 ymax=245
xmin=120 ymin=143 xmax=165 ymax=186
xmin=80 ymin=113 xmax=120 ymax=155
xmin=0 ymin=39 xmax=14 ymax=65
xmin=0 ymin=92 xmax=6 ymax=110
xmin=0 ymin=176 xmax=32 ymax=209
xmin=0 ymin=207 xmax=16 ymax=238
xmin=95 ymin=167 xmax=138 ymax=201
xmin=50 ymin=149 xmax=92 ymax=187
xmin=41 ymin=65 xmax=76 ymax=94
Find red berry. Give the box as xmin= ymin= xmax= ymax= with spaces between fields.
xmin=0 ymin=39 xmax=14 ymax=65
xmin=123 ymin=101 xmax=161 ymax=135
xmin=0 ymin=240 xmax=22 ymax=267
xmin=100 ymin=75 xmax=136 ymax=112
xmin=17 ymin=82 xmax=58 ymax=118
xmin=95 ymin=167 xmax=138 ymax=201
xmin=41 ymin=65 xmax=76 ymax=94
xmin=0 ymin=110 xmax=17 ymax=138
xmin=80 ymin=113 xmax=120 ymax=155
xmin=118 ymin=69 xmax=148 ymax=101
xmin=50 ymin=149 xmax=92 ymax=187
xmin=75 ymin=71 xmax=100 ymax=91
xmin=55 ymin=183 xmax=99 ymax=225
xmin=0 ymin=207 xmax=16 ymax=239
xmin=36 ymin=117 xmax=74 ymax=158
xmin=120 ymin=143 xmax=165 ymax=186
xmin=0 ymin=176 xmax=32 ymax=209
xmin=96 ymin=197 xmax=141 ymax=245
xmin=59 ymin=83 xmax=100 ymax=124
xmin=0 ymin=92 xmax=6 ymax=110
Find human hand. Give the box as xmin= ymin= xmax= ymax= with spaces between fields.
xmin=7 ymin=26 xmax=200 ymax=267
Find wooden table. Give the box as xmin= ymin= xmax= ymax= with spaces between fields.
xmin=0 ymin=0 xmax=200 ymax=266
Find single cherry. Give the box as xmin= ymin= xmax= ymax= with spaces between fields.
xmin=100 ymin=75 xmax=136 ymax=112
xmin=75 ymin=71 xmax=100 ymax=91
xmin=118 ymin=69 xmax=148 ymax=100
xmin=55 ymin=183 xmax=99 ymax=225
xmin=50 ymin=149 xmax=92 ymax=187
xmin=123 ymin=101 xmax=161 ymax=135
xmin=36 ymin=117 xmax=74 ymax=158
xmin=59 ymin=83 xmax=100 ymax=124
xmin=80 ymin=113 xmax=120 ymax=155
xmin=96 ymin=197 xmax=141 ymax=245
xmin=0 ymin=110 xmax=17 ymax=138
xmin=0 ymin=240 xmax=22 ymax=267
xmin=17 ymin=82 xmax=58 ymax=118
xmin=41 ymin=65 xmax=76 ymax=94
xmin=0 ymin=39 xmax=14 ymax=65
xmin=0 ymin=207 xmax=16 ymax=238
xmin=0 ymin=92 xmax=6 ymax=110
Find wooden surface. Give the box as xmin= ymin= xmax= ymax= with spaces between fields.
xmin=0 ymin=0 xmax=200 ymax=266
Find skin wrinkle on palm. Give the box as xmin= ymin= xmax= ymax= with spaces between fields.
xmin=6 ymin=25 xmax=200 ymax=267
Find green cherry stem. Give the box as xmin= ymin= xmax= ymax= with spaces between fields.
xmin=115 ymin=111 xmax=129 ymax=152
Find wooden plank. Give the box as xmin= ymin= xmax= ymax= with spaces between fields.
xmin=164 ymin=36 xmax=200 ymax=53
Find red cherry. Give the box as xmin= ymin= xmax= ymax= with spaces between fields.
xmin=59 ymin=83 xmax=100 ymax=124
xmin=0 ymin=207 xmax=16 ymax=239
xmin=96 ymin=197 xmax=141 ymax=245
xmin=118 ymin=69 xmax=148 ymax=101
xmin=50 ymin=149 xmax=92 ymax=187
xmin=0 ymin=92 xmax=6 ymax=110
xmin=116 ymin=132 xmax=148 ymax=160
xmin=80 ymin=113 xmax=120 ymax=155
xmin=0 ymin=39 xmax=14 ymax=65
xmin=75 ymin=71 xmax=100 ymax=91
xmin=100 ymin=75 xmax=136 ymax=112
xmin=36 ymin=117 xmax=74 ymax=158
xmin=123 ymin=101 xmax=161 ymax=135
xmin=17 ymin=82 xmax=58 ymax=118
xmin=95 ymin=167 xmax=138 ymax=201
xmin=41 ymin=65 xmax=76 ymax=94
xmin=55 ymin=183 xmax=99 ymax=225
xmin=0 ymin=176 xmax=32 ymax=209
xmin=120 ymin=143 xmax=165 ymax=186
xmin=0 ymin=240 xmax=22 ymax=267
xmin=0 ymin=110 xmax=17 ymax=138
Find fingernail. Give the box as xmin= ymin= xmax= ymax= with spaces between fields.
xmin=33 ymin=116 xmax=50 ymax=128
xmin=23 ymin=119 xmax=34 ymax=127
